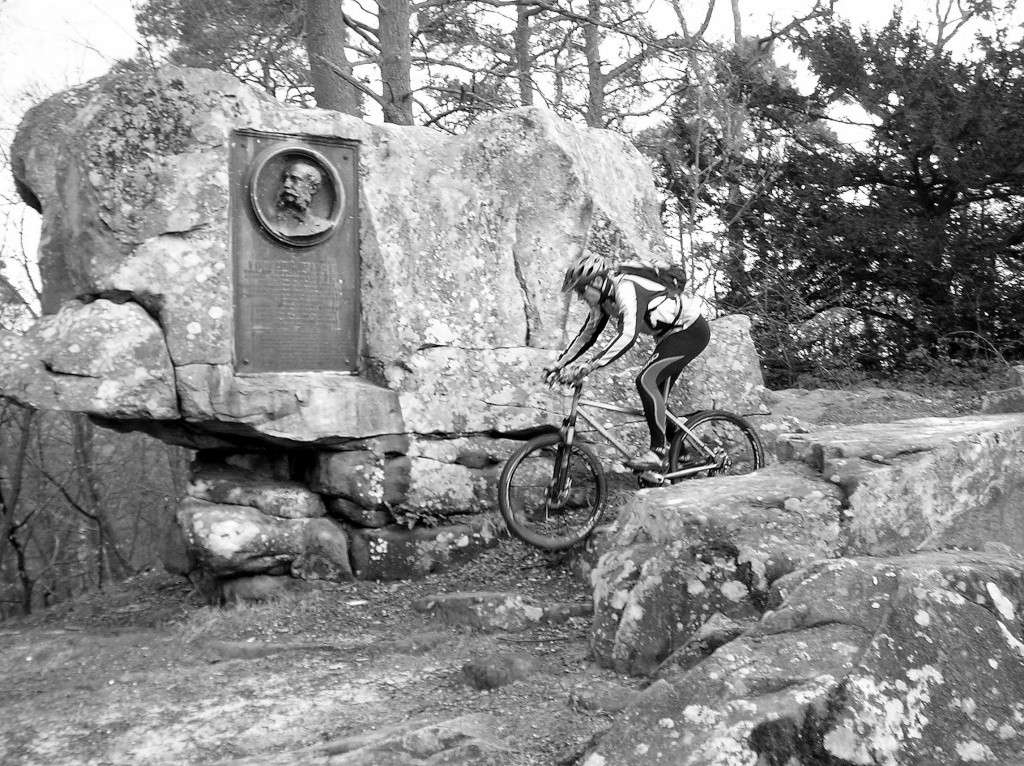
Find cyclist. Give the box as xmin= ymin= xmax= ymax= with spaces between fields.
xmin=543 ymin=252 xmax=710 ymax=471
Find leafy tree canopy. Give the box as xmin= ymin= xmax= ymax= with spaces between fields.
xmin=718 ymin=9 xmax=1024 ymax=382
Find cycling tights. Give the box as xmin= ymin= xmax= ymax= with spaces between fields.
xmin=635 ymin=315 xmax=711 ymax=453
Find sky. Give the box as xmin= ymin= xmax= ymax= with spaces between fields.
xmin=0 ymin=0 xmax=136 ymax=110
xmin=0 ymin=0 xmax=136 ymax=304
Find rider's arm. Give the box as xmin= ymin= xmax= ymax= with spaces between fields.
xmin=552 ymin=305 xmax=608 ymax=368
xmin=587 ymin=278 xmax=641 ymax=369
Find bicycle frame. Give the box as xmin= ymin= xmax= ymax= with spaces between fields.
xmin=556 ymin=384 xmax=723 ymax=482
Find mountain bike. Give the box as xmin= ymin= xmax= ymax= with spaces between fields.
xmin=497 ymin=381 xmax=765 ymax=550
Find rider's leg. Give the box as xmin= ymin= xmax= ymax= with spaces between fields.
xmin=632 ymin=317 xmax=711 ymax=466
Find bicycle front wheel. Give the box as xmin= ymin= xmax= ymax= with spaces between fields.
xmin=667 ymin=411 xmax=765 ymax=480
xmin=497 ymin=432 xmax=607 ymax=550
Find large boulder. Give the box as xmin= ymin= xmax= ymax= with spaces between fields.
xmin=347 ymin=521 xmax=498 ymax=580
xmin=4 ymin=64 xmax=766 ymax=447
xmin=176 ymin=498 xmax=352 ymax=579
xmin=0 ymin=299 xmax=176 ymax=418
xmin=188 ymin=463 xmax=327 ymax=519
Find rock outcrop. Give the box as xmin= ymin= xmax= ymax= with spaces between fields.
xmin=590 ymin=462 xmax=846 ymax=675
xmin=583 ymin=551 xmax=1024 ymax=766
xmin=584 ymin=412 xmax=1024 ymax=761
xmin=591 ymin=413 xmax=1024 ymax=675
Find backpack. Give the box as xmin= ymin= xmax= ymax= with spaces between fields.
xmin=611 ymin=260 xmax=688 ymax=296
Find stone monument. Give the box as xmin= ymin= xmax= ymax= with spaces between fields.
xmin=3 ymin=65 xmax=766 ymax=589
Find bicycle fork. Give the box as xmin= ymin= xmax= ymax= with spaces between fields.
xmin=546 ymin=385 xmax=584 ymax=510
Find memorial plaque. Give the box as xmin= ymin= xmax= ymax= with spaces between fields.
xmin=231 ymin=129 xmax=360 ymax=373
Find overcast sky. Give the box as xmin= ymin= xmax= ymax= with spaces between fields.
xmin=0 ymin=0 xmax=135 ymax=109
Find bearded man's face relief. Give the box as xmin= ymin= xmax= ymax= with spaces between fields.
xmin=278 ymin=162 xmax=322 ymax=216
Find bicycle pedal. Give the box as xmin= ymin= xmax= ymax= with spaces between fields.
xmin=637 ymin=470 xmax=665 ymax=487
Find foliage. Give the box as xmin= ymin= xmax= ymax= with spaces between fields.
xmin=638 ymin=37 xmax=808 ymax=296
xmin=651 ymin=6 xmax=1024 ymax=384
xmin=135 ymin=0 xmax=311 ymax=104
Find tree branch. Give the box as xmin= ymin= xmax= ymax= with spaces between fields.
xmin=312 ymin=53 xmax=389 ymax=109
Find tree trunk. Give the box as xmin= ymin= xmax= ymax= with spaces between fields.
xmin=70 ymin=415 xmax=131 ymax=585
xmin=583 ymin=0 xmax=605 ymax=127
xmin=10 ymin=533 xmax=32 ymax=615
xmin=730 ymin=0 xmax=743 ymax=43
xmin=306 ymin=0 xmax=362 ymax=115
xmin=1 ymin=406 xmax=36 ymax=614
xmin=723 ymin=0 xmax=747 ymax=309
xmin=515 ymin=4 xmax=535 ymax=106
xmin=378 ymin=0 xmax=414 ymax=124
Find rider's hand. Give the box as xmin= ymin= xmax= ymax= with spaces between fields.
xmin=559 ymin=362 xmax=593 ymax=385
xmin=573 ymin=362 xmax=595 ymax=383
xmin=542 ymin=366 xmax=561 ymax=387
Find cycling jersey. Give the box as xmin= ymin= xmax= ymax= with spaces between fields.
xmin=553 ymin=273 xmax=704 ymax=371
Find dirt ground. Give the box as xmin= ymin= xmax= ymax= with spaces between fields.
xmin=0 ymin=542 xmax=628 ymax=766
xmin=0 ymin=385 xmax=988 ymax=765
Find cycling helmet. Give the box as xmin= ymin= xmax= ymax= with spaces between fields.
xmin=561 ymin=252 xmax=610 ymax=293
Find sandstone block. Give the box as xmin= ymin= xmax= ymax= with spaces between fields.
xmin=325 ymin=496 xmax=392 ymax=528
xmin=176 ymin=498 xmax=306 ymax=575
xmin=175 ymin=365 xmax=405 ymax=445
xmin=0 ymin=300 xmax=177 ymax=418
xmin=291 ymin=518 xmax=354 ymax=581
xmin=310 ymin=450 xmax=410 ymax=509
xmin=188 ymin=464 xmax=326 ymax=519
xmin=590 ymin=541 xmax=763 ymax=676
xmin=403 ymin=457 xmax=482 ymax=514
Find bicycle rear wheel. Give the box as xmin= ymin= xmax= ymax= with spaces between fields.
xmin=497 ymin=432 xmax=607 ymax=550
xmin=666 ymin=410 xmax=765 ymax=479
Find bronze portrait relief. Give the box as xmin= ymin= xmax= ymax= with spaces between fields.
xmin=248 ymin=146 xmax=344 ymax=247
